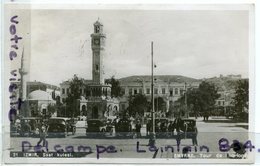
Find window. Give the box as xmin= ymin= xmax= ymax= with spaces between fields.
xmin=170 ymin=89 xmax=173 ymax=96
xmin=162 ymin=88 xmax=165 ymax=94
xmin=155 ymin=88 xmax=158 ymax=94
xmin=114 ymin=106 xmax=118 ymax=111
xmin=105 ymin=88 xmax=108 ymax=96
xmin=175 ymin=88 xmax=179 ymax=95
xmin=42 ymin=109 xmax=47 ymax=116
xmin=146 ymin=88 xmax=150 ymax=94
xmin=66 ymin=88 xmax=70 ymax=94
xmin=95 ymin=25 xmax=100 ymax=33
xmin=62 ymin=88 xmax=65 ymax=94
xmin=134 ymin=89 xmax=138 ymax=95
xmin=139 ymin=88 xmax=143 ymax=94
xmin=96 ymin=64 xmax=99 ymax=71
xmin=129 ymin=88 xmax=132 ymax=95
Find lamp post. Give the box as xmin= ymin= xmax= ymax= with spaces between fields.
xmin=148 ymin=41 xmax=156 ymax=146
xmin=184 ymin=82 xmax=188 ymax=118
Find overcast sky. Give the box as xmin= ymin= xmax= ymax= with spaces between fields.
xmin=29 ymin=9 xmax=249 ymax=85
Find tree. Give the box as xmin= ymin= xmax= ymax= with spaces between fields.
xmin=105 ymin=76 xmax=122 ymax=97
xmin=198 ymin=81 xmax=220 ymax=113
xmin=185 ymin=88 xmax=202 ymax=118
xmin=65 ymin=74 xmax=84 ymax=117
xmin=154 ymin=97 xmax=166 ymax=112
xmin=177 ymin=81 xmax=220 ymax=118
xmin=47 ymin=104 xmax=56 ymax=117
xmin=128 ymin=94 xmax=150 ymax=117
xmin=232 ymin=79 xmax=249 ymax=121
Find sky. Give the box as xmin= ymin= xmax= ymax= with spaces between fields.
xmin=28 ymin=9 xmax=249 ymax=85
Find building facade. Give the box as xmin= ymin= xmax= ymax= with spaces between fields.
xmin=118 ymin=75 xmax=201 ymax=117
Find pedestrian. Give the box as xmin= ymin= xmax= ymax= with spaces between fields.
xmin=135 ymin=120 xmax=142 ymax=138
xmin=173 ymin=116 xmax=183 ymax=146
xmin=146 ymin=120 xmax=151 ymax=137
xmin=37 ymin=122 xmax=48 ymax=147
xmin=167 ymin=121 xmax=174 ymax=137
xmin=160 ymin=121 xmax=167 ymax=137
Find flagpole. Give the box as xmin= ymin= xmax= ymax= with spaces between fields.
xmin=151 ymin=42 xmax=155 ymax=135
xmin=149 ymin=41 xmax=156 ymax=146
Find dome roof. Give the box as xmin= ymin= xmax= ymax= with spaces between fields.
xmin=28 ymin=90 xmax=53 ymax=101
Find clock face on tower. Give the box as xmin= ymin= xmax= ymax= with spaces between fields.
xmin=94 ymin=39 xmax=100 ymax=45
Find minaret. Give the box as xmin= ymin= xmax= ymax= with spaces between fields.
xmin=19 ymin=47 xmax=28 ymax=116
xmin=91 ymin=19 xmax=106 ymax=84
xmin=19 ymin=47 xmax=28 ymax=101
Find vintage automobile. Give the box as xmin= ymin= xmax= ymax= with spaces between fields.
xmin=146 ymin=118 xmax=169 ymax=137
xmin=47 ymin=118 xmax=67 ymax=137
xmin=174 ymin=118 xmax=198 ymax=146
xmin=115 ymin=117 xmax=132 ymax=137
xmin=18 ymin=117 xmax=42 ymax=137
xmin=85 ymin=119 xmax=107 ymax=136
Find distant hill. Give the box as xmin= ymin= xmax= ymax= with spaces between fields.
xmin=202 ymin=76 xmax=248 ymax=91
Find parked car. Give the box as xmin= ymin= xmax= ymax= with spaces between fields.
xmin=115 ymin=117 xmax=132 ymax=137
xmin=176 ymin=118 xmax=198 ymax=146
xmin=47 ymin=118 xmax=67 ymax=137
xmin=146 ymin=118 xmax=169 ymax=137
xmin=86 ymin=119 xmax=107 ymax=136
xmin=19 ymin=117 xmax=41 ymax=137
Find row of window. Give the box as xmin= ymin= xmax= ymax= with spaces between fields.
xmin=62 ymin=87 xmax=109 ymax=96
xmin=62 ymin=87 xmax=185 ymax=96
xmin=217 ymin=100 xmax=225 ymax=106
xmin=62 ymin=88 xmax=69 ymax=95
xmin=124 ymin=87 xmax=185 ymax=96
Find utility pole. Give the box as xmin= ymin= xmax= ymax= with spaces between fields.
xmin=149 ymin=41 xmax=156 ymax=146
xmin=184 ymin=82 xmax=188 ymax=118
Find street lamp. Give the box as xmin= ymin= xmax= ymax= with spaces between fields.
xmin=184 ymin=82 xmax=189 ymax=118
xmin=148 ymin=41 xmax=156 ymax=146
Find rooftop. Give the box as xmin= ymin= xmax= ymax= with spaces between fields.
xmin=118 ymin=75 xmax=199 ymax=84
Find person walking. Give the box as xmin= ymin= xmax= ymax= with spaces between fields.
xmin=135 ymin=120 xmax=142 ymax=138
xmin=174 ymin=116 xmax=183 ymax=147
xmin=37 ymin=122 xmax=48 ymax=147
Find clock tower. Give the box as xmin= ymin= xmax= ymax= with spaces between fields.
xmin=91 ymin=20 xmax=106 ymax=84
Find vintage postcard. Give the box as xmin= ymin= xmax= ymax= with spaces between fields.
xmin=2 ymin=1 xmax=255 ymax=164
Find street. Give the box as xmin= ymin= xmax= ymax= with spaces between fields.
xmin=10 ymin=117 xmax=250 ymax=159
